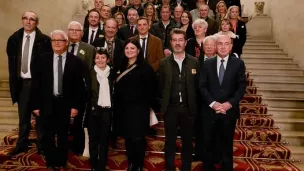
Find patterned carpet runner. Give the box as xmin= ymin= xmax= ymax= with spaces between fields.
xmin=0 ymin=72 xmax=301 ymax=170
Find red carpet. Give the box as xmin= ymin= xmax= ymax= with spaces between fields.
xmin=0 ymin=72 xmax=301 ymax=170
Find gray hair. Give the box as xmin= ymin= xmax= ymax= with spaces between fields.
xmin=199 ymin=4 xmax=209 ymax=10
xmin=192 ymin=19 xmax=208 ymax=29
xmin=50 ymin=30 xmax=68 ymax=40
xmin=68 ymin=21 xmax=83 ymax=31
xmin=203 ymin=35 xmax=217 ymax=44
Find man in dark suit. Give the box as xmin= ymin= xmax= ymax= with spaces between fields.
xmin=93 ymin=18 xmax=124 ymax=72
xmin=6 ymin=11 xmax=52 ymax=156
xmin=159 ymin=29 xmax=200 ymax=171
xmin=67 ymin=21 xmax=95 ymax=155
xmin=111 ymin=0 xmax=126 ymax=15
xmin=82 ymin=9 xmax=104 ymax=45
xmin=150 ymin=5 xmax=177 ymax=56
xmin=199 ymin=4 xmax=218 ymax=35
xmin=125 ymin=0 xmax=144 ymax=17
xmin=117 ymin=8 xmax=139 ymax=41
xmin=199 ymin=35 xmax=246 ymax=171
xmin=131 ymin=17 xmax=164 ymax=71
xmin=83 ymin=0 xmax=104 ymax=29
xmin=31 ymin=30 xmax=84 ymax=171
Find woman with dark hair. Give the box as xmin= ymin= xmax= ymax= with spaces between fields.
xmin=228 ymin=5 xmax=246 ymax=57
xmin=144 ymin=2 xmax=159 ymax=25
xmin=113 ymin=39 xmax=157 ymax=171
xmin=87 ymin=48 xmax=114 ymax=171
xmin=180 ymin=11 xmax=195 ymax=39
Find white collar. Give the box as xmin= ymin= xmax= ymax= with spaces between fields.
xmin=89 ymin=27 xmax=98 ymax=32
xmin=217 ymin=55 xmax=229 ymax=62
xmin=173 ymin=52 xmax=186 ymax=61
xmin=139 ymin=34 xmax=149 ymax=39
xmin=23 ymin=31 xmax=36 ymax=39
xmin=54 ymin=51 xmax=67 ymax=58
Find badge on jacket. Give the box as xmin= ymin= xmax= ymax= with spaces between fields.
xmin=192 ymin=69 xmax=197 ymax=74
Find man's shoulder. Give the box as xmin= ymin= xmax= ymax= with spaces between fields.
xmin=149 ymin=34 xmax=161 ymax=42
xmin=8 ymin=28 xmax=24 ymax=41
xmin=79 ymin=41 xmax=95 ymax=50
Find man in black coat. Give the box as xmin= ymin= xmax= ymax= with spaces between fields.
xmin=117 ymin=8 xmax=139 ymax=41
xmin=6 ymin=11 xmax=52 ymax=156
xmin=199 ymin=35 xmax=246 ymax=171
xmin=83 ymin=0 xmax=104 ymax=29
xmin=31 ymin=30 xmax=84 ymax=170
xmin=159 ymin=29 xmax=200 ymax=171
xmin=82 ymin=9 xmax=104 ymax=45
xmin=93 ymin=18 xmax=124 ymax=72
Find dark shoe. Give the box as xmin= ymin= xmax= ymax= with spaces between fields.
xmin=7 ymin=146 xmax=28 ymax=156
xmin=127 ymin=164 xmax=133 ymax=171
xmin=136 ymin=166 xmax=143 ymax=171
xmin=46 ymin=167 xmax=55 ymax=171
xmin=58 ymin=166 xmax=68 ymax=171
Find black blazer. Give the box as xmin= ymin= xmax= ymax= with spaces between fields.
xmin=117 ymin=24 xmax=139 ymax=41
xmin=92 ymin=37 xmax=124 ymax=71
xmin=185 ymin=38 xmax=205 ymax=66
xmin=6 ymin=27 xmax=52 ymax=103
xmin=150 ymin=20 xmax=178 ymax=49
xmin=81 ymin=28 xmax=104 ymax=45
xmin=159 ymin=54 xmax=200 ymax=116
xmin=199 ymin=55 xmax=246 ymax=120
xmin=232 ymin=20 xmax=247 ymax=56
xmin=31 ymin=52 xmax=85 ymax=117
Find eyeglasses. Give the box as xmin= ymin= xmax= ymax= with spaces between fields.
xmin=51 ymin=39 xmax=67 ymax=43
xmin=68 ymin=29 xmax=82 ymax=32
xmin=22 ymin=17 xmax=37 ymax=22
xmin=95 ymin=47 xmax=107 ymax=51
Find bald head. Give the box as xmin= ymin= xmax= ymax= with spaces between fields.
xmin=22 ymin=11 xmax=39 ymax=33
xmin=216 ymin=35 xmax=232 ymax=58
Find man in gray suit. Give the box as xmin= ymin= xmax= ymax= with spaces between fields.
xmin=67 ymin=21 xmax=95 ymax=155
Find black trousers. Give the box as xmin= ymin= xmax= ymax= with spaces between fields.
xmin=164 ymin=105 xmax=194 ymax=171
xmin=203 ymin=114 xmax=236 ymax=171
xmin=16 ymin=79 xmax=42 ymax=149
xmin=70 ymin=107 xmax=85 ymax=155
xmin=44 ymin=96 xmax=70 ymax=168
xmin=88 ymin=107 xmax=111 ymax=171
xmin=125 ymin=137 xmax=146 ymax=170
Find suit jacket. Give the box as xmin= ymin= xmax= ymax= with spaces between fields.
xmin=6 ymin=27 xmax=52 ymax=103
xmin=117 ymin=24 xmax=138 ymax=41
xmin=232 ymin=20 xmax=247 ymax=56
xmin=76 ymin=41 xmax=95 ymax=70
xmin=199 ymin=55 xmax=246 ymax=120
xmin=130 ymin=34 xmax=164 ymax=71
xmin=81 ymin=28 xmax=104 ymax=45
xmin=111 ymin=6 xmax=126 ymax=15
xmin=31 ymin=52 xmax=85 ymax=117
xmin=159 ymin=53 xmax=200 ymax=116
xmin=185 ymin=37 xmax=205 ymax=66
xmin=92 ymin=37 xmax=124 ymax=71
xmin=150 ymin=20 xmax=178 ymax=49
xmin=205 ymin=17 xmax=219 ymax=36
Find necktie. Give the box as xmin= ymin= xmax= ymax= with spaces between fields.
xmin=141 ymin=38 xmax=146 ymax=58
xmin=219 ymin=59 xmax=225 ymax=85
xmin=58 ymin=55 xmax=63 ymax=95
xmin=130 ymin=25 xmax=134 ymax=35
xmin=106 ymin=40 xmax=114 ymax=61
xmin=90 ymin=30 xmax=95 ymax=44
xmin=21 ymin=35 xmax=30 ymax=74
xmin=70 ymin=43 xmax=76 ymax=55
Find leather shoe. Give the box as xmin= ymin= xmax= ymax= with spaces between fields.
xmin=7 ymin=146 xmax=28 ymax=156
xmin=58 ymin=166 xmax=68 ymax=171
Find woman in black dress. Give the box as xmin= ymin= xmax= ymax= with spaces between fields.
xmin=113 ymin=39 xmax=157 ymax=171
xmin=180 ymin=11 xmax=195 ymax=39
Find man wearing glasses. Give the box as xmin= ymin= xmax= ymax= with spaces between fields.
xmin=67 ymin=21 xmax=95 ymax=155
xmin=6 ymin=11 xmax=52 ymax=156
xmin=31 ymin=30 xmax=85 ymax=171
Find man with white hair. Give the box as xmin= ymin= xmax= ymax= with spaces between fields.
xmin=67 ymin=21 xmax=95 ymax=155
xmin=203 ymin=35 xmax=217 ymax=60
xmin=31 ymin=30 xmax=85 ymax=171
xmin=199 ymin=4 xmax=218 ymax=35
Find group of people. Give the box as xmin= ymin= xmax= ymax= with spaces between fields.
xmin=6 ymin=0 xmax=246 ymax=171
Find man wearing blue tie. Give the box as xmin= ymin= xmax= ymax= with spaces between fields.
xmin=199 ymin=35 xmax=246 ymax=171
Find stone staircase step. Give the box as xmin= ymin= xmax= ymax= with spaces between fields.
xmin=294 ymin=163 xmax=304 ymax=171
xmin=0 ymin=117 xmax=18 ymax=132
xmin=0 ymin=106 xmax=18 ymax=119
xmin=246 ymin=38 xmax=274 ymax=42
xmin=0 ymin=87 xmax=10 ymax=97
xmin=245 ymin=62 xmax=298 ymax=69
xmin=254 ymin=81 xmax=304 ymax=90
xmin=0 ymin=98 xmax=13 ymax=107
xmin=262 ymin=97 xmax=304 ymax=109
xmin=258 ymin=89 xmax=304 ymax=99
xmin=0 ymin=80 xmax=9 ymax=89
xmin=246 ymin=67 xmax=304 ymax=75
xmin=243 ymin=49 xmax=284 ymax=53
xmin=242 ymin=53 xmax=289 ymax=58
xmin=250 ymin=73 xmax=304 ymax=82
xmin=243 ymin=57 xmax=293 ymax=63
xmin=280 ymin=131 xmax=304 ymax=146
xmin=245 ymin=42 xmax=277 ymax=46
xmin=288 ymin=145 xmax=304 ymax=162
xmin=243 ymin=45 xmax=280 ymax=50
xmin=269 ymin=108 xmax=304 ymax=119
xmin=274 ymin=118 xmax=304 ymax=131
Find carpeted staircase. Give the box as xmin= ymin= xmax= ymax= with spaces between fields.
xmin=0 ymin=36 xmax=303 ymax=170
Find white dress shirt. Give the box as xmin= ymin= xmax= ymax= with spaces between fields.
xmin=68 ymin=42 xmax=80 ymax=56
xmin=21 ymin=31 xmax=36 ymax=78
xmin=53 ymin=52 xmax=67 ymax=95
xmin=173 ymin=52 xmax=186 ymax=72
xmin=88 ymin=27 xmax=98 ymax=44
xmin=139 ymin=34 xmax=149 ymax=59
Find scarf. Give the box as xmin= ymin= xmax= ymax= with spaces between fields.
xmin=94 ymin=65 xmax=111 ymax=107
